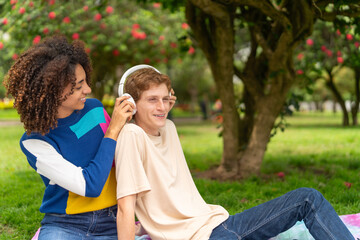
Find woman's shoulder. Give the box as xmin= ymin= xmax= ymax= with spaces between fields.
xmin=85 ymin=98 xmax=103 ymax=108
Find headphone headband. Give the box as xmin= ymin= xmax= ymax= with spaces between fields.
xmin=118 ymin=64 xmax=161 ymax=96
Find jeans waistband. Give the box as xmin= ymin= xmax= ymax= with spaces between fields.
xmin=45 ymin=205 xmax=117 ymax=217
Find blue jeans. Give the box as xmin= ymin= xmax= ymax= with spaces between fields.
xmin=209 ymin=188 xmax=354 ymax=240
xmin=39 ymin=205 xmax=117 ymax=240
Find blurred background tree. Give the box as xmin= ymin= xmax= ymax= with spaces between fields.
xmin=0 ymin=0 xmax=215 ymax=112
xmin=294 ymin=21 xmax=360 ymax=126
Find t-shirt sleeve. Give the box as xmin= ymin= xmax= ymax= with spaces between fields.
xmin=115 ymin=126 xmax=151 ymax=199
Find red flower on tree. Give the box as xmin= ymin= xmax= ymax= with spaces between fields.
xmin=170 ymin=42 xmax=177 ymax=48
xmin=132 ymin=30 xmax=146 ymax=40
xmin=0 ymin=42 xmax=3 ymax=50
xmin=181 ymin=23 xmax=189 ymax=30
xmin=63 ymin=17 xmax=71 ymax=24
xmin=12 ymin=53 xmax=18 ymax=60
xmin=296 ymin=69 xmax=304 ymax=75
xmin=43 ymin=27 xmax=49 ymax=34
xmin=306 ymin=38 xmax=314 ymax=46
xmin=48 ymin=0 xmax=55 ymax=5
xmin=28 ymin=1 xmax=34 ymax=7
xmin=48 ymin=12 xmax=56 ymax=19
xmin=188 ymin=46 xmax=195 ymax=54
xmin=33 ymin=35 xmax=41 ymax=44
xmin=297 ymin=53 xmax=304 ymax=60
xmin=94 ymin=13 xmax=102 ymax=21
xmin=83 ymin=6 xmax=89 ymax=11
xmin=325 ymin=50 xmax=333 ymax=57
xmin=19 ymin=7 xmax=26 ymax=14
xmin=355 ymin=42 xmax=360 ymax=48
xmin=346 ymin=34 xmax=353 ymax=41
xmin=2 ymin=18 xmax=8 ymax=25
xmin=132 ymin=23 xmax=140 ymax=30
xmin=153 ymin=3 xmax=161 ymax=8
xmin=72 ymin=33 xmax=79 ymax=40
xmin=159 ymin=35 xmax=165 ymax=41
xmin=112 ymin=49 xmax=119 ymax=56
xmin=337 ymin=57 xmax=344 ymax=64
xmin=10 ymin=0 xmax=17 ymax=5
xmin=106 ymin=6 xmax=114 ymax=14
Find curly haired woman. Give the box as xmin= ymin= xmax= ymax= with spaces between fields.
xmin=4 ymin=35 xmax=135 ymax=239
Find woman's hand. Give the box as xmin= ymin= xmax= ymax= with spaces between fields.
xmin=105 ymin=96 xmax=135 ymax=140
xmin=169 ymin=88 xmax=177 ymax=111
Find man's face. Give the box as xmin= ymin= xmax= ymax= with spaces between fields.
xmin=135 ymin=83 xmax=170 ymax=136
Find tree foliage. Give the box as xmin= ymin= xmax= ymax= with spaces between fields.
xmin=0 ymin=0 xmax=196 ymax=98
xmin=295 ymin=21 xmax=360 ymax=125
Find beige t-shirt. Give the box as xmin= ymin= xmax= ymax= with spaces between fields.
xmin=115 ymin=120 xmax=229 ymax=240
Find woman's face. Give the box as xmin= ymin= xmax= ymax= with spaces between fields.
xmin=57 ymin=64 xmax=91 ymax=118
xmin=134 ymin=83 xmax=170 ymax=136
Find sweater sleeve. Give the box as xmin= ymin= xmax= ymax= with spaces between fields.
xmin=21 ymin=137 xmax=116 ymax=197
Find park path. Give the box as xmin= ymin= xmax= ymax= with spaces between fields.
xmin=0 ymin=120 xmax=21 ymax=126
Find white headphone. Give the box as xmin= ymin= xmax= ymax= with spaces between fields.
xmin=118 ymin=64 xmax=163 ymax=115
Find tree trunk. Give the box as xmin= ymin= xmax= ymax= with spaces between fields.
xmin=351 ymin=69 xmax=360 ymax=126
xmin=186 ymin=1 xmax=241 ymax=179
xmin=186 ymin=0 xmax=314 ymax=180
xmin=238 ymin=96 xmax=286 ymax=177
xmin=325 ymin=72 xmax=349 ymax=126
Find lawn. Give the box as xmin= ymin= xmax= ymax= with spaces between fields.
xmin=0 ymin=111 xmax=359 ymax=239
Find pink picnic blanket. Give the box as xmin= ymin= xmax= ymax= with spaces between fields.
xmin=32 ymin=213 xmax=360 ymax=240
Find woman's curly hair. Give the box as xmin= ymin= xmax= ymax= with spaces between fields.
xmin=3 ymin=35 xmax=92 ymax=135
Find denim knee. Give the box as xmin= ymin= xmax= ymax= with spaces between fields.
xmin=295 ymin=187 xmax=325 ymax=207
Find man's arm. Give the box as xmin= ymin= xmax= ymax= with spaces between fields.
xmin=117 ymin=194 xmax=137 ymax=240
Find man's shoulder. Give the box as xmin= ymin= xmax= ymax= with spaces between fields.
xmin=164 ymin=119 xmax=176 ymax=132
xmin=122 ymin=123 xmax=146 ymax=135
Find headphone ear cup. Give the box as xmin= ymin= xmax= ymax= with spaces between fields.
xmin=122 ymin=93 xmax=137 ymax=115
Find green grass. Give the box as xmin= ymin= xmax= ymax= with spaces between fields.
xmin=0 ymin=111 xmax=359 ymax=239
xmin=0 ymin=109 xmax=19 ymax=120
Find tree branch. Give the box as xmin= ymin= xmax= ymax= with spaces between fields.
xmin=252 ymin=24 xmax=273 ymax=59
xmin=187 ymin=0 xmax=231 ymax=20
xmin=226 ymin=0 xmax=292 ymax=30
xmin=185 ymin=1 xmax=216 ymax=60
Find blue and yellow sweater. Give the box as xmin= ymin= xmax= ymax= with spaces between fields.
xmin=20 ymin=99 xmax=117 ymax=214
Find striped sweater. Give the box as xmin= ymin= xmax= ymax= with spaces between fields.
xmin=20 ymin=98 xmax=117 ymax=214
